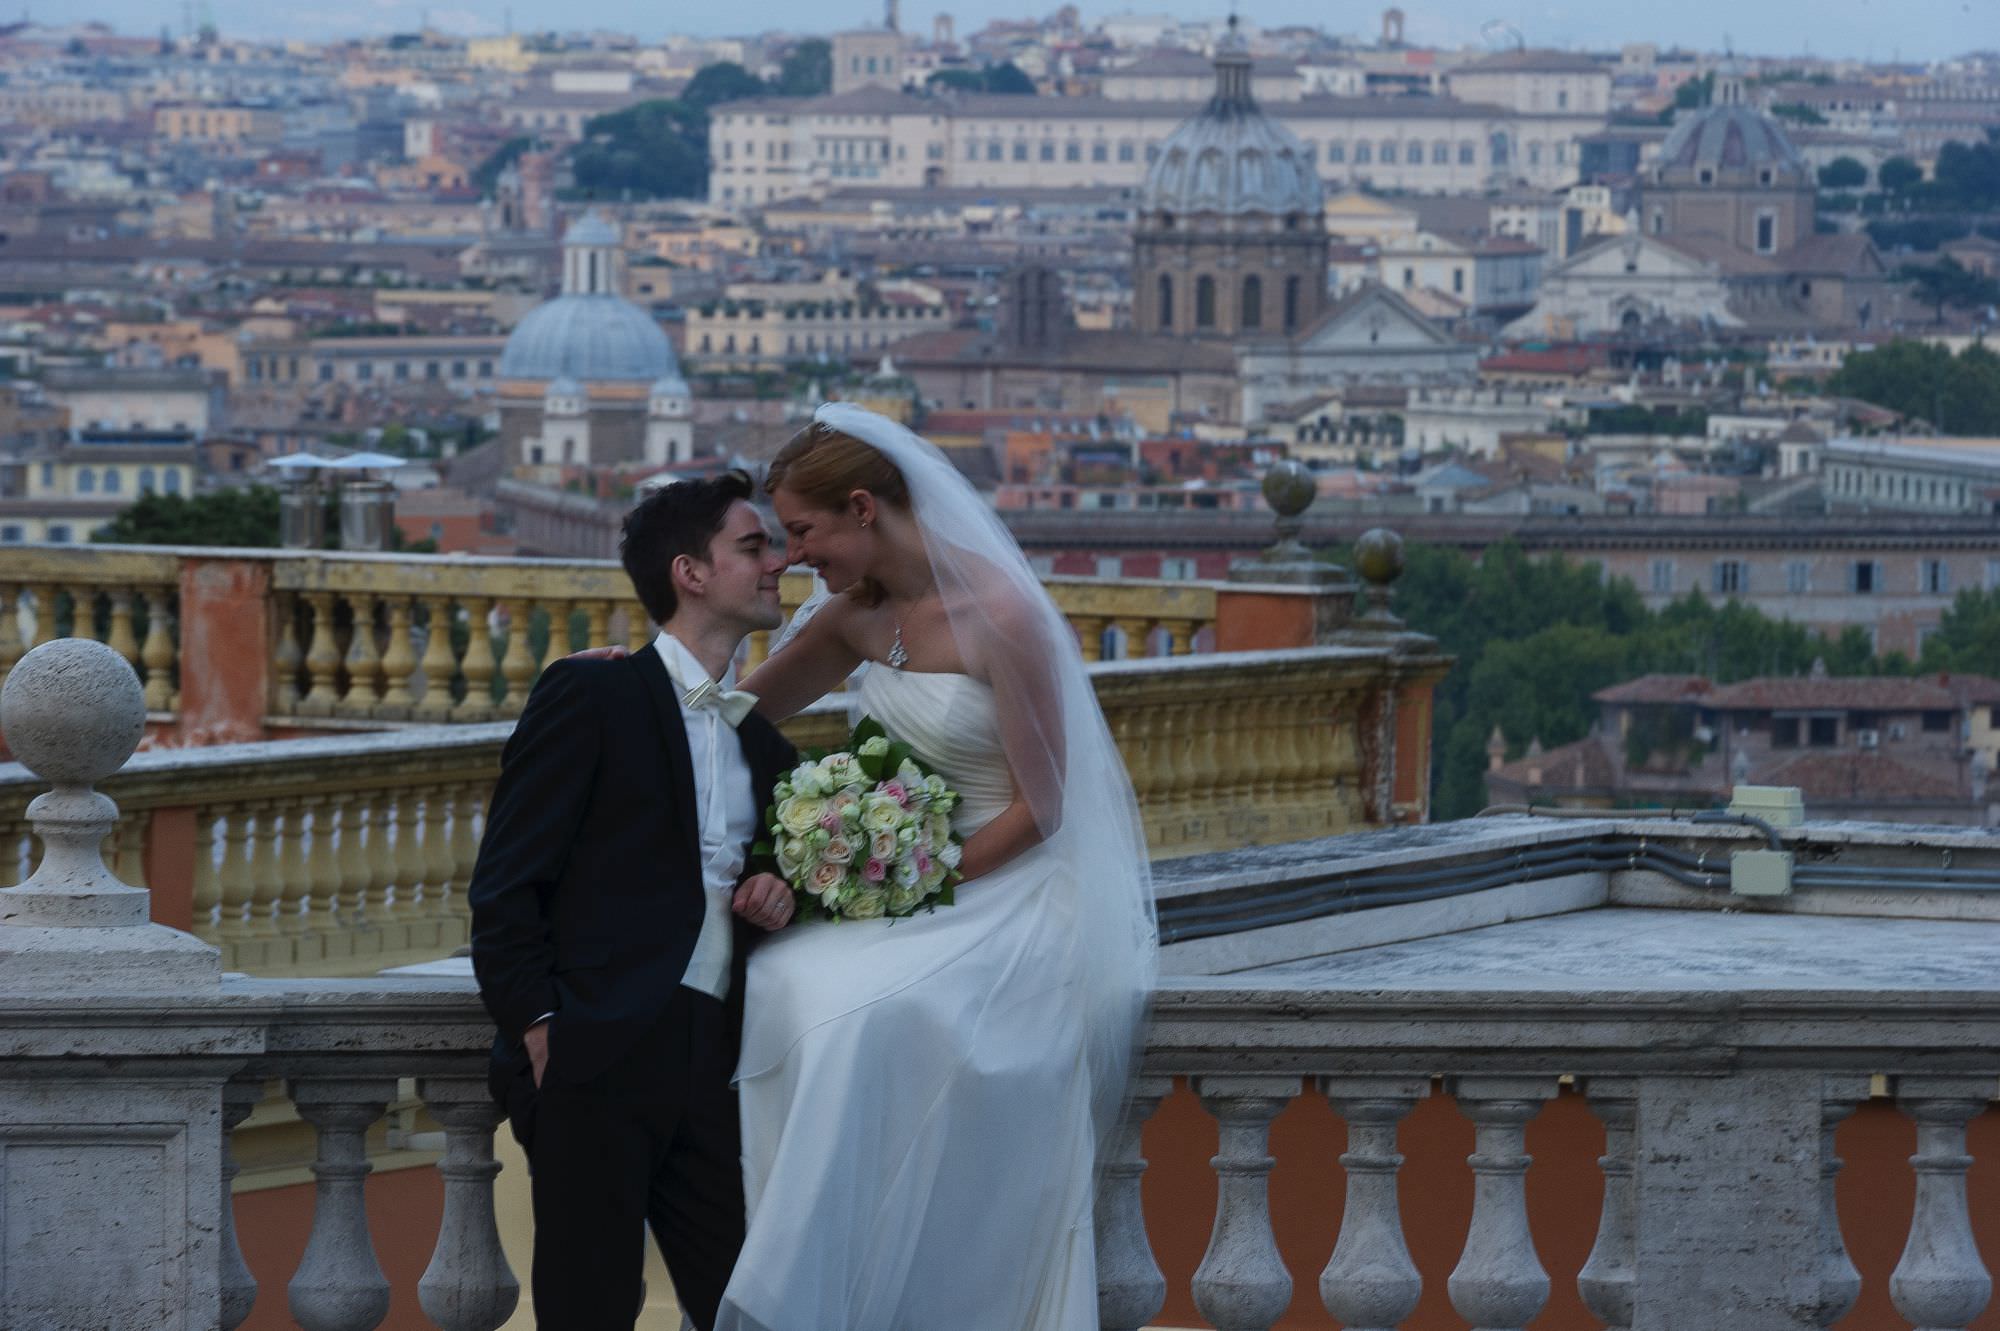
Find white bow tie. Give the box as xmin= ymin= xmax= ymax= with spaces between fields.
xmin=681 ymin=677 xmax=758 ymax=728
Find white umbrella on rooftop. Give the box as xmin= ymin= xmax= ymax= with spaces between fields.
xmin=326 ymin=452 xmax=409 ymax=470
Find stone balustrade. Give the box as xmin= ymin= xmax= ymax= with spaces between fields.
xmin=0 ymin=646 xmax=1434 ymax=975
xmin=0 ymin=546 xmax=1247 ymax=739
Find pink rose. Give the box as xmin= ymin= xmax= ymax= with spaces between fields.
xmin=913 ymin=847 xmax=932 ymax=876
xmin=880 ymin=780 xmax=909 ymax=806
xmin=862 ymin=858 xmax=888 ymax=883
xmin=819 ymin=811 xmax=842 ymax=831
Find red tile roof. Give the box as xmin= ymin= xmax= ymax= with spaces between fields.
xmin=1757 ymin=750 xmax=1963 ymax=802
xmin=1593 ymin=674 xmax=1713 ymax=705
xmin=1705 ymin=674 xmax=2000 ymax=711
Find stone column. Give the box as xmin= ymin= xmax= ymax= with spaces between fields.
xmin=0 ymin=638 xmax=247 ymax=1331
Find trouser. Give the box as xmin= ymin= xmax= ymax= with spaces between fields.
xmin=510 ymin=989 xmax=745 ymax=1331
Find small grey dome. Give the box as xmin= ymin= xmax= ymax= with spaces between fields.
xmin=650 ymin=372 xmax=690 ymax=400
xmin=1657 ymin=104 xmax=1807 ymax=182
xmin=546 ymin=374 xmax=583 ymax=397
xmin=564 ymin=212 xmax=621 ymax=247
xmin=500 ymin=295 xmax=678 ymax=383
xmin=1138 ymin=23 xmax=1322 ymax=219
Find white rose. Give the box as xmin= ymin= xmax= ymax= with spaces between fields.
xmin=859 ymin=794 xmax=902 ymax=832
xmin=822 ymin=833 xmax=856 ymax=865
xmin=858 ymin=736 xmax=890 ymax=758
xmin=778 ymin=795 xmax=827 ymax=835
xmin=892 ymin=858 xmax=921 ymax=889
xmin=870 ymin=829 xmax=898 ymax=859
xmin=939 ymin=841 xmax=963 ymax=870
xmin=809 ymin=860 xmax=846 ymax=893
xmin=776 ymin=836 xmax=806 ymax=876
xmin=844 ymin=889 xmax=888 ymax=920
xmin=896 ymin=758 xmax=924 ymax=787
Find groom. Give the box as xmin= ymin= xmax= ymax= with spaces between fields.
xmin=470 ymin=470 xmax=797 ymax=1330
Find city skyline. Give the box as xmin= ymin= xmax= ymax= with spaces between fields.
xmin=30 ymin=0 xmax=1991 ymax=64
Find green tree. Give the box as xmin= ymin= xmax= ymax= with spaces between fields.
xmin=570 ymin=99 xmax=709 ymax=200
xmin=1769 ymin=102 xmax=1827 ymax=126
xmin=926 ymin=61 xmax=1037 ymax=94
xmin=1818 ymin=156 xmax=1868 ymax=190
xmin=1826 ymin=340 xmax=2000 ymax=434
xmin=1897 ymin=257 xmax=2000 ymax=323
xmin=1879 ymin=155 xmax=1925 ymax=194
xmin=773 ymin=39 xmax=831 ymax=96
xmin=1919 ymin=588 xmax=2000 ymax=674
xmin=93 ymin=488 xmax=282 ymax=548
xmin=680 ymin=62 xmax=768 ymax=112
xmin=472 ymin=135 xmax=534 ymax=196
xmin=1929 ymin=130 xmax=2000 ymax=211
xmin=1658 ymin=72 xmax=1712 ymax=123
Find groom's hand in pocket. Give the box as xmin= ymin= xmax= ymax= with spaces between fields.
xmin=523 ymin=1020 xmax=550 ymax=1088
xmin=733 ymin=873 xmax=795 ymax=931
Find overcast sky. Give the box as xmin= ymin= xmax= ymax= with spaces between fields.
xmin=80 ymin=0 xmax=1987 ymax=64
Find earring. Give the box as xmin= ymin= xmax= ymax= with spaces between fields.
xmin=860 ymin=520 xmax=871 ymax=529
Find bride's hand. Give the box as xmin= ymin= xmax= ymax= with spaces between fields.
xmin=564 ymin=645 xmax=629 ymax=661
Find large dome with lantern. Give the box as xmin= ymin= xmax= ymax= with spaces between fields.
xmin=498 ymin=211 xmax=681 ymax=384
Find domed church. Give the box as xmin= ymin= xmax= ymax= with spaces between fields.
xmin=496 ymin=211 xmax=694 ymax=470
xmin=1132 ymin=16 xmax=1328 ymax=339
xmin=1509 ymin=69 xmax=1903 ymax=338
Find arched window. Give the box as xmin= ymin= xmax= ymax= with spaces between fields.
xmin=1241 ymin=275 xmax=1262 ymax=329
xmin=138 ymin=467 xmax=155 ymax=493
xmin=1284 ymin=276 xmax=1301 ymax=331
xmin=102 ymin=468 xmax=120 ymax=494
xmin=1158 ymin=274 xmax=1173 ymax=328
xmin=77 ymin=467 xmax=95 ymax=494
xmin=1195 ymin=275 xmax=1216 ymax=329
xmin=163 ymin=469 xmax=182 ymax=494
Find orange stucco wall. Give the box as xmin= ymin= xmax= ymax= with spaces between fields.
xmin=1212 ymin=592 xmax=1317 ymax=653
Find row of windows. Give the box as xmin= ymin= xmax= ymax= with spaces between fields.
xmin=695 ymin=330 xmax=904 ymax=355
xmin=1650 ymin=556 xmax=1996 ymax=597
xmin=1 ymin=524 xmax=76 ymax=543
xmin=1828 ymin=466 xmax=1977 ymax=508
xmin=1157 ymin=272 xmax=1303 ymax=332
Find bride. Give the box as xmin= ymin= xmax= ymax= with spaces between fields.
xmin=713 ymin=402 xmax=1158 ymax=1330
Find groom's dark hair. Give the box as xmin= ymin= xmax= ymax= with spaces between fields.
xmin=620 ymin=469 xmax=756 ymax=624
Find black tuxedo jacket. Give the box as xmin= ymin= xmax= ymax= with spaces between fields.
xmin=469 ymin=649 xmax=796 ymax=1088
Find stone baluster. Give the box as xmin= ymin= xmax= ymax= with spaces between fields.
xmin=422 ymin=784 xmax=460 ymax=926
xmin=1576 ymin=1077 xmax=1638 ymax=1331
xmin=376 ymin=596 xmax=417 ymax=715
xmin=1447 ymin=1077 xmax=1554 ymax=1331
xmin=1096 ymin=1078 xmax=1172 ymax=1331
xmin=215 ymin=804 xmax=257 ymax=946
xmin=337 ymin=793 xmax=373 ymax=924
xmin=1186 ymin=713 xmax=1220 ymax=838
xmin=365 ymin=791 xmax=398 ymax=926
xmin=1159 ymin=703 xmax=1196 ymax=826
xmin=270 ymin=592 xmax=304 ymax=713
xmin=1166 ymin=615 xmax=1196 ymax=657
xmin=1320 ymin=1077 xmax=1427 ymax=1331
xmin=219 ymin=1078 xmax=264 ymax=1330
xmin=301 ymin=591 xmax=342 ymax=714
xmin=340 ymin=594 xmax=383 ymax=716
xmin=141 ymin=585 xmax=177 ymax=712
xmin=495 ymin=600 xmax=537 ymax=716
xmin=305 ymin=794 xmax=344 ymax=936
xmin=275 ymin=800 xmax=312 ymax=936
xmin=1075 ymin=615 xmax=1107 ymax=662
xmin=415 ymin=596 xmax=458 ymax=721
xmin=584 ymin=599 xmax=613 ymax=656
xmin=1812 ymin=1078 xmax=1870 ymax=1327
xmin=1114 ymin=616 xmax=1152 ymax=661
xmin=415 ymin=1077 xmax=521 ymax=1331
xmin=452 ymin=597 xmax=495 ymax=720
xmin=545 ymin=599 xmax=576 ymax=660
xmin=449 ymin=785 xmax=482 ymax=927
xmin=66 ymin=585 xmax=98 ymax=640
xmin=25 ymin=582 xmax=57 ymax=647
xmin=286 ymin=1078 xmax=396 ymax=1331
xmin=105 ymin=589 xmax=141 ymax=668
xmin=1191 ymin=1076 xmax=1297 ymax=1331
xmin=188 ymin=809 xmax=222 ymax=943
xmin=1889 ymin=1076 xmax=1994 ymax=1331
xmin=624 ymin=601 xmax=653 ymax=652
xmin=395 ymin=787 xmax=429 ymax=924
xmin=246 ymin=799 xmax=284 ymax=938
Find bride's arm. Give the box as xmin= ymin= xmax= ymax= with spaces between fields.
xmin=740 ymin=595 xmax=863 ymax=721
xmin=955 ymin=595 xmax=1068 ymax=882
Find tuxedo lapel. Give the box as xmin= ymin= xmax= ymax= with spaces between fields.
xmin=632 ymin=647 xmax=702 ymax=868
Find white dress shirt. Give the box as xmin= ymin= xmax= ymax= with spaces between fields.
xmin=653 ymin=630 xmax=756 ymax=1001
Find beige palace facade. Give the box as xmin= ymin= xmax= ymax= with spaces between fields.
xmin=709 ymin=88 xmax=1605 ymax=207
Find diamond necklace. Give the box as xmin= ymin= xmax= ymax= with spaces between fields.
xmin=887 ymin=611 xmax=910 ymax=669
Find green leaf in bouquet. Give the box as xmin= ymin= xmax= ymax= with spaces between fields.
xmin=857 ymin=752 xmax=886 ymax=782
xmin=850 ymin=716 xmax=888 ymax=747
xmin=934 ymin=879 xmax=955 ymax=908
xmin=884 ymin=740 xmax=916 ymax=776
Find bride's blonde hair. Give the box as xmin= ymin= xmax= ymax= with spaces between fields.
xmin=765 ymin=418 xmax=912 ymax=607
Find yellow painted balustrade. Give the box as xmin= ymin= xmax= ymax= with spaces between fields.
xmin=0 ymin=546 xmax=1224 ymax=728
xmin=0 ymin=548 xmax=185 ymax=713
xmin=0 ymin=648 xmax=1409 ymax=978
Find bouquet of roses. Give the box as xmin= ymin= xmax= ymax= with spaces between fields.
xmin=757 ymin=716 xmax=964 ymax=922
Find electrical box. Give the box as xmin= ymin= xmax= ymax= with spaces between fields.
xmin=1731 ymin=849 xmax=1794 ymax=897
xmin=1728 ymin=784 xmax=1806 ymax=828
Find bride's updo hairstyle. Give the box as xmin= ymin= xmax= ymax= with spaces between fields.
xmin=765 ymin=418 xmax=911 ymax=606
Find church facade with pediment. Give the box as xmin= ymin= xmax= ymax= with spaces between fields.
xmin=1504 ymin=233 xmax=1735 ymax=340
xmin=1238 ymin=281 xmax=1481 ymax=423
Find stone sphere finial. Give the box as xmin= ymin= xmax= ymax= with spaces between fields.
xmin=1260 ymin=458 xmax=1316 ymax=519
xmin=1354 ymin=528 xmax=1406 ymax=624
xmin=1 ymin=638 xmax=146 ymax=789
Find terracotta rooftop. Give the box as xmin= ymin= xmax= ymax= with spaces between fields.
xmin=1704 ymin=674 xmax=2000 ymax=712
xmin=1592 ymin=674 xmax=1715 ymax=705
xmin=1757 ymin=750 xmax=1963 ymax=803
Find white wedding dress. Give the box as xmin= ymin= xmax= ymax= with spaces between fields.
xmin=713 ymin=664 xmax=1100 ymax=1331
